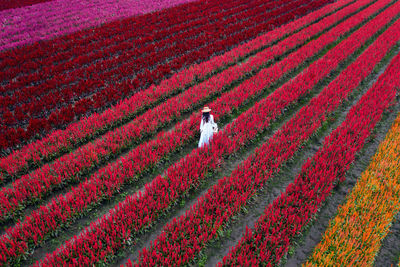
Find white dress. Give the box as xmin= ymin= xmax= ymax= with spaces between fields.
xmin=198 ymin=114 xmax=215 ymax=148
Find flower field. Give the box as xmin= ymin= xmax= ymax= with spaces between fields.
xmin=1 ymin=0 xmax=400 ymax=266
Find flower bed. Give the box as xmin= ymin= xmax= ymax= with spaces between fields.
xmin=0 ymin=0 xmax=372 ymax=262
xmin=23 ymin=1 xmax=396 ymax=265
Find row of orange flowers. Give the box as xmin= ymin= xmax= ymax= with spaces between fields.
xmin=306 ymin=113 xmax=400 ymax=265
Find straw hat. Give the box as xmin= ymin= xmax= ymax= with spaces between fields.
xmin=201 ymin=106 xmax=211 ymax=113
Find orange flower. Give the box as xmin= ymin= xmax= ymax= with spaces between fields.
xmin=306 ymin=115 xmax=400 ymax=266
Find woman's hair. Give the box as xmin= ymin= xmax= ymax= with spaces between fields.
xmin=202 ymin=112 xmax=210 ymax=123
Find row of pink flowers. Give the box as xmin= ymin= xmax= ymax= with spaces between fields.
xmin=0 ymin=0 xmax=199 ymax=51
xmin=221 ymin=31 xmax=400 ymax=267
xmin=0 ymin=0 xmax=370 ymax=223
xmin=131 ymin=10 xmax=400 ymax=265
xmin=0 ymin=0 xmax=352 ymax=180
xmin=10 ymin=1 xmax=390 ymax=265
xmin=0 ymin=0 xmax=319 ymax=150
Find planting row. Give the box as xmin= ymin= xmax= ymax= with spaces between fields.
xmin=221 ymin=31 xmax=400 ymax=267
xmin=0 ymin=0 xmax=374 ymax=261
xmin=26 ymin=2 xmax=398 ymax=265
xmin=306 ymin=113 xmax=400 ymax=265
xmin=0 ymin=0 xmax=200 ymax=50
xmin=0 ymin=0 xmax=381 ymax=223
xmin=0 ymin=0 xmax=327 ymax=149
xmin=130 ymin=8 xmax=400 ymax=266
xmin=0 ymin=0 xmax=352 ymax=181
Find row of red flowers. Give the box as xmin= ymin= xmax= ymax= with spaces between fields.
xmin=0 ymin=0 xmax=324 ymax=149
xmin=0 ymin=0 xmax=52 ymax=11
xmin=131 ymin=10 xmax=400 ymax=265
xmin=221 ymin=33 xmax=400 ymax=267
xmin=0 ymin=0 xmax=368 ymax=261
xmin=0 ymin=0 xmax=356 ymax=222
xmin=0 ymin=0 xmax=345 ymax=181
xmin=19 ymin=2 xmax=391 ymax=265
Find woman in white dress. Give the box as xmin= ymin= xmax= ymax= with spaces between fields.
xmin=198 ymin=106 xmax=217 ymax=148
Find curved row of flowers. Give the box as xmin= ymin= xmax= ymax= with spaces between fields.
xmin=0 ymin=0 xmax=377 ymax=261
xmin=306 ymin=109 xmax=400 ymax=265
xmin=0 ymin=0 xmax=322 ymax=149
xmin=129 ymin=8 xmax=400 ymax=266
xmin=221 ymin=25 xmax=400 ymax=267
xmin=22 ymin=2 xmax=398 ymax=265
xmin=0 ymin=0 xmax=370 ymax=223
xmin=0 ymin=0 xmax=350 ymax=179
